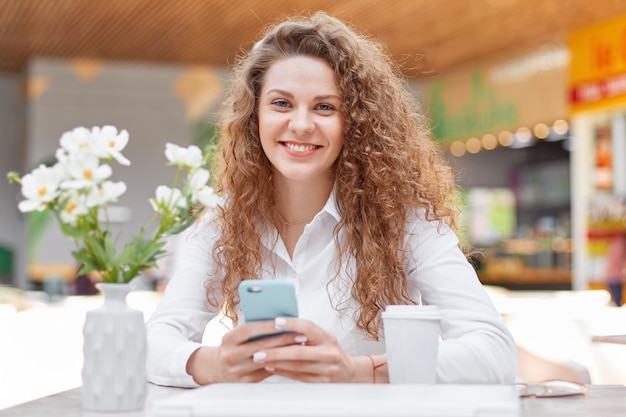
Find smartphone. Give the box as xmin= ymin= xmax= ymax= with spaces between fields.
xmin=238 ymin=279 xmax=299 ymax=342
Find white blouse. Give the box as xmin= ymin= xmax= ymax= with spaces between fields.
xmin=146 ymin=193 xmax=518 ymax=387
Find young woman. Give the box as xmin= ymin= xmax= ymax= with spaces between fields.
xmin=146 ymin=12 xmax=517 ymax=387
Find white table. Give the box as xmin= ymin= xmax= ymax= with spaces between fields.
xmin=1 ymin=383 xmax=626 ymax=417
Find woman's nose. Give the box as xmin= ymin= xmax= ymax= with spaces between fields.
xmin=288 ymin=110 xmax=315 ymax=135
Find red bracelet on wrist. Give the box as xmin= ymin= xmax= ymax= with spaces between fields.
xmin=366 ymin=354 xmax=386 ymax=383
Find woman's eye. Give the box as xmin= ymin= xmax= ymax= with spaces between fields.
xmin=272 ymin=99 xmax=290 ymax=108
xmin=317 ymin=103 xmax=335 ymax=111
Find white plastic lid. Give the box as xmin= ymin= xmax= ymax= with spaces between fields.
xmin=381 ymin=304 xmax=442 ymax=319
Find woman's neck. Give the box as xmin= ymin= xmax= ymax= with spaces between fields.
xmin=273 ymin=174 xmax=334 ymax=258
xmin=274 ymin=176 xmax=333 ymax=222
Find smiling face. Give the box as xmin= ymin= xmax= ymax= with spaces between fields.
xmin=258 ymin=56 xmax=344 ymax=187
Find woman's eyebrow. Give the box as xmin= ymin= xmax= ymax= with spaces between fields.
xmin=265 ymin=88 xmax=293 ymax=97
xmin=265 ymin=88 xmax=341 ymax=101
xmin=315 ymin=94 xmax=342 ymax=101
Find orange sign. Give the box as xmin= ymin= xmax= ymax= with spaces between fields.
xmin=569 ymin=13 xmax=626 ymax=111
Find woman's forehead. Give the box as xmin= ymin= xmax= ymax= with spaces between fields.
xmin=261 ymin=56 xmax=340 ymax=95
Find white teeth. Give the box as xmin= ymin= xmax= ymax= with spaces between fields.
xmin=284 ymin=143 xmax=316 ymax=152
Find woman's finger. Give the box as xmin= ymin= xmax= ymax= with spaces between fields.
xmin=272 ymin=317 xmax=331 ymax=344
xmin=222 ymin=320 xmax=301 ymax=346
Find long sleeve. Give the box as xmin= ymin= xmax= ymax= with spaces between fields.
xmin=146 ymin=218 xmax=221 ymax=387
xmin=405 ymin=216 xmax=518 ymax=384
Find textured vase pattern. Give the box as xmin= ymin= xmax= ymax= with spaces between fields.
xmin=82 ymin=283 xmax=147 ymax=411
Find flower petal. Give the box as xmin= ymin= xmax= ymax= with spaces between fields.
xmin=18 ymin=199 xmax=44 ymax=212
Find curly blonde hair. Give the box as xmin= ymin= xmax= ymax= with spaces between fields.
xmin=209 ymin=11 xmax=460 ymax=339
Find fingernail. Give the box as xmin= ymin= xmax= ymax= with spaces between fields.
xmin=274 ymin=317 xmax=287 ymax=329
xmin=253 ymin=351 xmax=266 ymax=363
xmin=265 ymin=366 xmax=275 ymax=372
xmin=294 ymin=335 xmax=307 ymax=344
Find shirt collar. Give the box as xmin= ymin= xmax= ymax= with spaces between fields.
xmin=321 ymin=188 xmax=341 ymax=223
xmin=260 ymin=188 xmax=341 ymax=252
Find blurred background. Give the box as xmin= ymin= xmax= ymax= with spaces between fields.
xmin=2 ymin=0 xmax=626 ymax=409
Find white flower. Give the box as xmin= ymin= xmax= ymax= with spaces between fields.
xmin=55 ymin=148 xmax=69 ymax=165
xmin=61 ymin=154 xmax=112 ymax=189
xmin=85 ymin=181 xmax=127 ymax=207
xmin=8 ymin=124 xmax=219 ymax=285
xmin=93 ymin=125 xmax=131 ymax=166
xmin=17 ymin=164 xmax=62 ymax=212
xmin=188 ymin=168 xmax=218 ymax=207
xmin=150 ymin=185 xmax=187 ymax=213
xmin=59 ymin=127 xmax=94 ymax=155
xmin=59 ymin=191 xmax=89 ymax=225
xmin=165 ymin=143 xmax=203 ymax=169
xmin=197 ymin=187 xmax=219 ymax=207
xmin=51 ymin=155 xmax=73 ymax=183
xmin=188 ymin=168 xmax=209 ymax=197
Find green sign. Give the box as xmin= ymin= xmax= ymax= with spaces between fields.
xmin=429 ymin=73 xmax=518 ymax=141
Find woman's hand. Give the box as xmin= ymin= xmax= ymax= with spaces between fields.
xmin=186 ymin=320 xmax=307 ymax=384
xmin=249 ymin=317 xmax=378 ymax=383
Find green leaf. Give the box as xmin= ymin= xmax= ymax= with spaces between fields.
xmin=116 ymin=229 xmax=146 ymax=264
xmin=58 ymin=221 xmax=87 ymax=239
xmin=76 ymin=262 xmax=96 ymax=276
xmin=83 ymin=234 xmax=109 ymax=271
xmin=71 ymin=249 xmax=99 ymax=274
xmin=115 ymin=230 xmax=165 ymax=268
xmin=102 ymin=232 xmax=118 ymax=266
xmin=165 ymin=212 xmax=201 ymax=235
xmin=50 ymin=206 xmax=88 ymax=240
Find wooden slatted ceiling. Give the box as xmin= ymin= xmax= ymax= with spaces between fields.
xmin=2 ymin=0 xmax=626 ymax=76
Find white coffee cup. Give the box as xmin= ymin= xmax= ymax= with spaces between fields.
xmin=382 ymin=304 xmax=442 ymax=384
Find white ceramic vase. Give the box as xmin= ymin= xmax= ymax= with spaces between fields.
xmin=82 ymin=282 xmax=147 ymax=411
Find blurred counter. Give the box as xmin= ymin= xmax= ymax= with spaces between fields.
xmin=478 ymin=266 xmax=571 ymax=290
